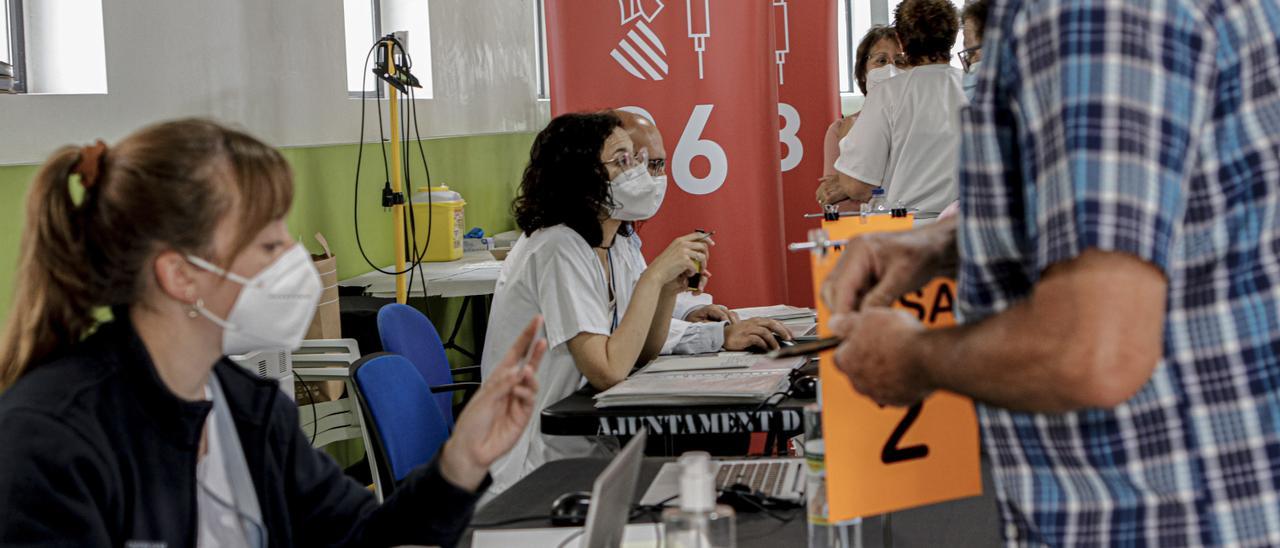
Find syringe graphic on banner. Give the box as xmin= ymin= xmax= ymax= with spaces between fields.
xmin=773 ymin=0 xmax=790 ymax=85
xmin=612 ymin=0 xmax=668 ymax=81
xmin=686 ymin=0 xmax=711 ymax=79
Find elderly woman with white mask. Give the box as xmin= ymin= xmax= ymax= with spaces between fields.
xmin=818 ymin=0 xmax=967 ymax=221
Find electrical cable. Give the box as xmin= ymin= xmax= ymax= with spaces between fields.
xmin=294 ymin=370 xmax=319 ymax=446
xmin=352 ymin=37 xmax=433 ymax=277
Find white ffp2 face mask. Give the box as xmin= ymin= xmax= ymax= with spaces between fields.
xmin=866 ymin=64 xmax=901 ymax=94
xmin=609 ymin=165 xmax=667 ymax=221
xmin=187 ymin=243 xmax=322 ymax=355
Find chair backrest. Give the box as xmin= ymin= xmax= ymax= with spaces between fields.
xmin=377 ymin=303 xmax=456 ymax=426
xmin=350 ymin=352 xmax=451 ymax=495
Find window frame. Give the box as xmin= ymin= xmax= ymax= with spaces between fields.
xmin=4 ymin=0 xmax=27 ymax=94
xmin=535 ymin=0 xmax=548 ymax=100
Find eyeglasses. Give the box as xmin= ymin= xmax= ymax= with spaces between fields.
xmin=959 ymin=46 xmax=982 ymax=72
xmin=647 ymin=158 xmax=666 ymax=176
xmin=602 ymin=148 xmax=650 ymax=171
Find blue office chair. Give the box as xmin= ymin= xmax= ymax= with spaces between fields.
xmin=377 ymin=303 xmax=481 ymax=426
xmin=350 ymin=352 xmax=451 ymax=496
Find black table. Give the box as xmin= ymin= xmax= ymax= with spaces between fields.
xmin=541 ymin=388 xmax=814 ymax=456
xmin=465 ymin=457 xmax=1003 ymax=547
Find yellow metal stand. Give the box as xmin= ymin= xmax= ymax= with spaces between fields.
xmin=387 ymin=39 xmax=407 ymax=304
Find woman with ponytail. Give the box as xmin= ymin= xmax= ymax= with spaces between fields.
xmin=0 ymin=119 xmax=546 ymax=547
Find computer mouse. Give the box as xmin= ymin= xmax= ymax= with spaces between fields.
xmin=550 ymin=491 xmax=592 ymax=527
xmin=717 ymin=483 xmax=763 ymax=513
xmin=791 ymin=374 xmax=819 ymax=399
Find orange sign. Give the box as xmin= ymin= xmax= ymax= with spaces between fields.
xmin=811 ymin=215 xmax=981 ymax=521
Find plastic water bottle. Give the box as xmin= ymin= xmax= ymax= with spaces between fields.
xmin=664 ymin=452 xmax=737 ymax=548
xmin=867 ymin=188 xmax=888 ymax=214
xmin=806 ymin=402 xmax=862 ymax=548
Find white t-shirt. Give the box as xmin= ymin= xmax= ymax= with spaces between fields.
xmin=834 ymin=64 xmax=967 ymax=217
xmin=479 ymin=227 xmax=726 ymax=499
xmin=479 ymin=226 xmax=623 ymax=497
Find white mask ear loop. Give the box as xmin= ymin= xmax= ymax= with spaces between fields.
xmin=186 ymin=254 xmax=253 ymax=286
xmin=191 ymin=298 xmax=236 ymax=331
xmin=185 ymin=256 xmax=244 ymax=330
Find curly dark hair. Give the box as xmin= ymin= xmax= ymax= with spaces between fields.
xmin=894 ymin=0 xmax=959 ymax=65
xmin=962 ymin=0 xmax=989 ymax=42
xmin=854 ymin=26 xmax=900 ymax=94
xmin=513 ymin=111 xmax=630 ymax=248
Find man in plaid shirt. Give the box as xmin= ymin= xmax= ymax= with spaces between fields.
xmin=823 ymin=0 xmax=1280 ymax=545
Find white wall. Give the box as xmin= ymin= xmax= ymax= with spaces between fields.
xmin=0 ymin=0 xmax=549 ymax=165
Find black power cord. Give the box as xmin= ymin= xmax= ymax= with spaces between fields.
xmin=352 ymin=36 xmax=435 ymax=280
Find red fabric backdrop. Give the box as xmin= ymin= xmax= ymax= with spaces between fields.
xmin=546 ymin=0 xmax=834 ymax=308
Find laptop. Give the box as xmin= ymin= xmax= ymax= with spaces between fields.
xmin=581 ymin=429 xmax=648 ymax=548
xmin=639 ymin=458 xmax=806 ymax=507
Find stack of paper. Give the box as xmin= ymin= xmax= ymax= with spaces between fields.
xmin=638 ymin=352 xmax=758 ymax=374
xmin=593 ymin=369 xmax=791 ymax=408
xmin=733 ymin=304 xmax=815 ymax=322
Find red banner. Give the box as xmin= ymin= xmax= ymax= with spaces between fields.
xmin=546 ymin=0 xmax=787 ymax=308
xmin=775 ymin=0 xmax=840 ymax=307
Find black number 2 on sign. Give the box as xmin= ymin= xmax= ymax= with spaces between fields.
xmin=881 ymin=402 xmax=929 ymax=464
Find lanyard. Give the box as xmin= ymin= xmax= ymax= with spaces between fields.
xmin=607 ymin=248 xmax=618 ymax=332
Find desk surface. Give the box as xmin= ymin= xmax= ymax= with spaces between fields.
xmin=540 ymin=386 xmax=813 ymax=438
xmin=466 ymin=457 xmax=1003 ymax=548
xmin=339 ymin=250 xmax=502 ymax=298
xmin=466 ymin=458 xmax=802 ymax=548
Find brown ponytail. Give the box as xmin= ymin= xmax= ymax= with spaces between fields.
xmin=0 ymin=119 xmax=293 ymax=390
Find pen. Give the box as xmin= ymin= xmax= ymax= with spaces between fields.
xmin=517 ymin=334 xmax=542 ymax=372
xmin=765 ymin=336 xmax=840 ymax=359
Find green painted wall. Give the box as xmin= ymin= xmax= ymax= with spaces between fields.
xmin=0 ymin=132 xmax=535 ymax=351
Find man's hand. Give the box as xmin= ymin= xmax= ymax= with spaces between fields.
xmin=821 ymin=216 xmax=959 ymax=315
xmin=829 ymin=309 xmax=930 ymax=407
xmin=439 ymin=316 xmax=546 ymax=492
xmin=723 ymin=317 xmax=791 ymax=352
xmin=686 ymin=304 xmax=738 ymax=324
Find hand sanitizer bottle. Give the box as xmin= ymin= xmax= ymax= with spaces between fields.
xmin=663 ymin=452 xmax=737 ymax=548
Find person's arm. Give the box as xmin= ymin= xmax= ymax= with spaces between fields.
xmin=297 ymin=319 xmax=547 ymax=548
xmin=827 ymin=1 xmax=1210 ymax=414
xmin=821 ymin=90 xmax=890 ymax=206
xmin=568 ymin=235 xmax=708 ymax=389
xmin=643 ymin=289 xmax=679 ymax=359
xmin=661 ymin=318 xmax=727 ymax=355
xmin=832 ymin=249 xmax=1166 ymax=412
xmin=0 ymin=410 xmax=114 ymax=546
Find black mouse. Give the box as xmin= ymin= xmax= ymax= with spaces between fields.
xmin=791 ymin=374 xmax=819 ymax=399
xmin=550 ymin=491 xmax=592 ymax=526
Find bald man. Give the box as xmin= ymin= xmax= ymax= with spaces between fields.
xmin=614 ymin=110 xmax=792 ymax=353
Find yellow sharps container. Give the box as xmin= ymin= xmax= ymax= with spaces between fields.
xmin=410 ymin=185 xmax=466 ymax=262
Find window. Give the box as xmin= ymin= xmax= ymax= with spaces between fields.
xmin=343 ymin=0 xmax=434 ymax=98
xmin=535 ymin=0 xmax=548 ymax=100
xmin=1 ymin=0 xmax=26 ymax=93
xmin=22 ymin=0 xmax=107 ymax=95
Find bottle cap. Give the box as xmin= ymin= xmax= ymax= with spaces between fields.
xmin=678 ymin=451 xmax=715 ymax=512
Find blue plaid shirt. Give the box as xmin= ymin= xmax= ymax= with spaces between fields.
xmin=959 ymin=0 xmax=1280 ymax=545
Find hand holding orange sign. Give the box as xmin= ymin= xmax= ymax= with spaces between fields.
xmin=809 ymin=214 xmax=980 ymax=522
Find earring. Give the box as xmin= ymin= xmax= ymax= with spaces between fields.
xmin=188 ymin=298 xmax=203 ymax=319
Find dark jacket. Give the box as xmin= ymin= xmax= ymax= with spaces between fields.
xmin=0 ymin=319 xmax=484 ymax=547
